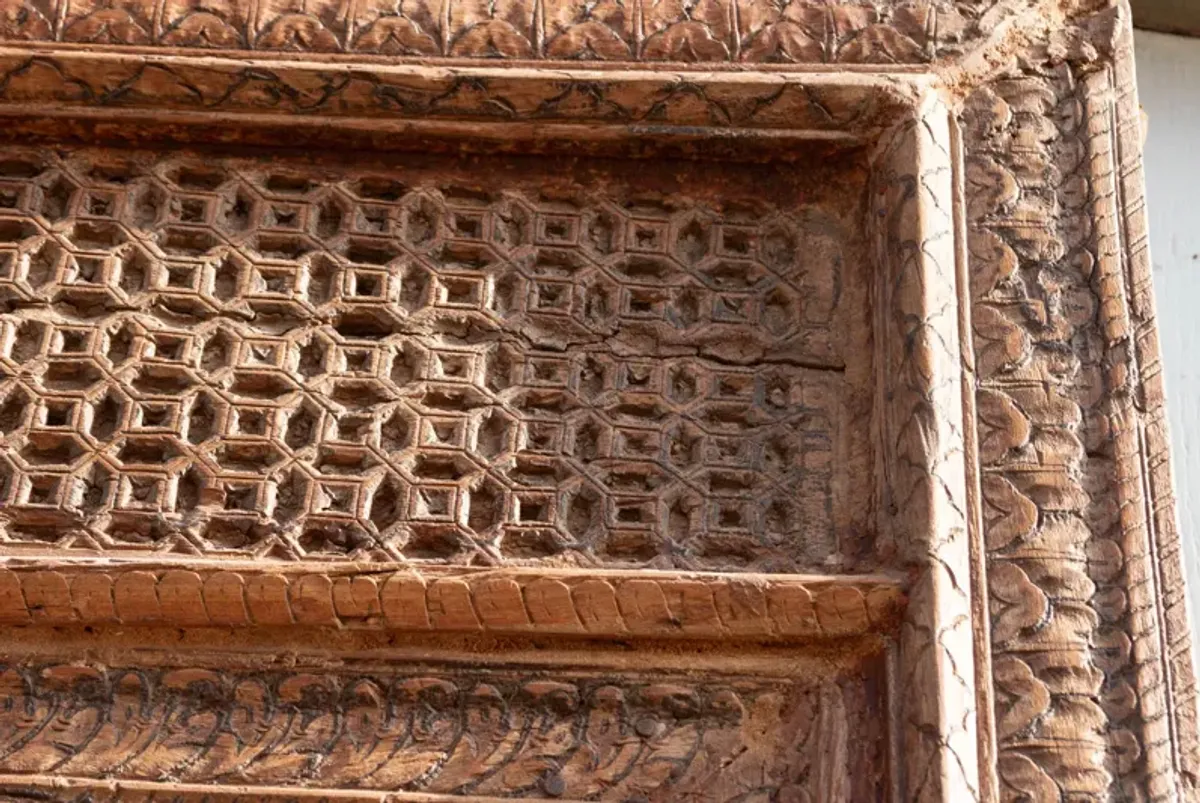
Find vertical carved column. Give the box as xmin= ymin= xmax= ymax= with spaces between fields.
xmin=965 ymin=62 xmax=1116 ymax=803
xmin=963 ymin=10 xmax=1200 ymax=799
xmin=874 ymin=91 xmax=981 ymax=803
xmin=1107 ymin=19 xmax=1200 ymax=793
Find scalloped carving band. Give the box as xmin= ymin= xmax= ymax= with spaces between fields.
xmin=0 ymin=566 xmax=904 ymax=638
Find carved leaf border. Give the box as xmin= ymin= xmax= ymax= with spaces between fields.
xmin=0 ymin=0 xmax=1005 ymax=64
xmin=961 ymin=21 xmax=1200 ymax=799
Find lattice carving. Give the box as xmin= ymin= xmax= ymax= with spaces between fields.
xmin=0 ymin=147 xmax=866 ymax=572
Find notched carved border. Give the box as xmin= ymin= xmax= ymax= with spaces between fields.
xmin=0 ymin=656 xmax=889 ymax=800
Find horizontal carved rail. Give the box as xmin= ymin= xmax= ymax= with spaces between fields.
xmin=0 ymin=564 xmax=903 ymax=641
xmin=0 ymin=49 xmax=917 ymax=139
xmin=0 ymin=648 xmax=875 ymax=797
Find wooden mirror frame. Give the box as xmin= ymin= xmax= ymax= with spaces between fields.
xmin=0 ymin=1 xmax=1192 ymax=801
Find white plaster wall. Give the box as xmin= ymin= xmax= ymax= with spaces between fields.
xmin=1135 ymin=29 xmax=1200 ymax=642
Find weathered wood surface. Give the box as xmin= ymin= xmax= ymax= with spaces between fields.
xmin=0 ymin=0 xmax=1192 ymax=802
xmin=0 ymin=145 xmax=871 ymax=573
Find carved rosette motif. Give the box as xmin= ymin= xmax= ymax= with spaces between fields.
xmin=0 ymin=1 xmax=1192 ymax=802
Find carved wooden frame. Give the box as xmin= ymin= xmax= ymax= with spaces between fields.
xmin=0 ymin=0 xmax=1193 ymax=801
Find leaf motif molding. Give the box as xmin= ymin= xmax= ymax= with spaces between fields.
xmin=0 ymin=0 xmax=1000 ymax=64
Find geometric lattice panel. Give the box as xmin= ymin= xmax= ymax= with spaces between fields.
xmin=0 ymin=147 xmax=862 ymax=571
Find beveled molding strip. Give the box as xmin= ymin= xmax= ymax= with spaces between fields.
xmin=0 ymin=564 xmax=904 ymax=641
xmin=5 ymin=777 xmax=436 ymax=802
xmin=0 ymin=48 xmax=917 ymax=140
xmin=3 ymin=776 xmax=523 ymax=802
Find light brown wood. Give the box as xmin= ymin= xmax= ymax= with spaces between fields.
xmin=0 ymin=1 xmax=1192 ymax=802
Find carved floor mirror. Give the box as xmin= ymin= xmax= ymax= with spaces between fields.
xmin=0 ymin=0 xmax=1193 ymax=801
